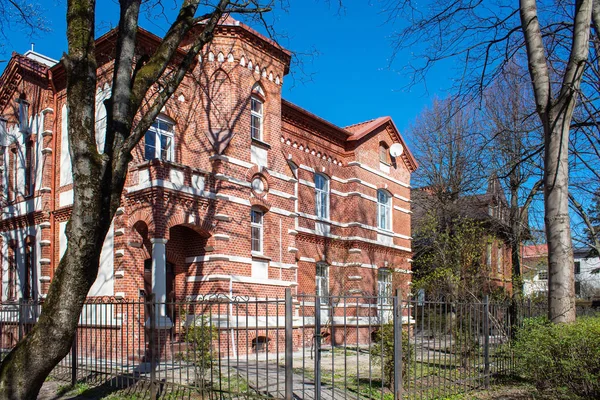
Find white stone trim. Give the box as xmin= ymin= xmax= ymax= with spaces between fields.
xmin=269 ymin=261 xmax=297 ymax=269
xmin=266 ymin=169 xmax=297 ymax=182
xmin=347 ymin=161 xmax=410 ymax=188
xmin=270 ymin=189 xmax=297 ymax=200
xmin=394 ymin=205 xmax=412 ymax=214
xmin=214 ymin=173 xmax=251 ymax=187
xmin=187 ymin=274 xmax=295 ymax=287
xmin=215 ymin=214 xmax=231 ymax=221
xmin=393 ymin=193 xmax=411 ymax=203
xmin=296 ymin=227 xmax=411 ymax=252
xmin=209 ymin=154 xmax=254 ymax=169
xmin=296 ymin=212 xmax=412 ymax=240
xmin=270 ymin=207 xmax=296 ymax=217
xmin=299 ymin=257 xmax=316 ymax=263
xmin=394 ymin=269 xmax=412 ymax=274
xmin=213 ymin=234 xmax=230 ymax=241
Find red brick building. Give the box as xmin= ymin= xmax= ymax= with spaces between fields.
xmin=0 ymin=19 xmax=416 ymax=332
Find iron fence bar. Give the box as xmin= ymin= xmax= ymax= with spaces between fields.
xmin=285 ymin=289 xmax=293 ymax=400
xmin=18 ymin=299 xmax=24 ymax=342
xmin=149 ymin=294 xmax=157 ymax=400
xmin=483 ymin=295 xmax=490 ymax=389
xmin=315 ymin=295 xmax=322 ymax=400
xmin=71 ymin=329 xmax=77 ymax=386
xmin=393 ymin=289 xmax=402 ymax=400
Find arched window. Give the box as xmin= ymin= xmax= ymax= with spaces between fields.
xmin=315 ymin=173 xmax=330 ymax=220
xmin=144 ymin=115 xmax=174 ymax=161
xmin=250 ymin=207 xmax=264 ymax=253
xmin=250 ymin=85 xmax=264 ymax=141
xmin=377 ymin=189 xmax=392 ymax=230
xmin=379 ymin=142 xmax=389 ymax=164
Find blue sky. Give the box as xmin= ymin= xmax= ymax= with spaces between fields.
xmin=0 ymin=0 xmax=455 ymax=146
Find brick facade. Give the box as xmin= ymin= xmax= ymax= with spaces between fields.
xmin=0 ymin=19 xmax=416 ymax=352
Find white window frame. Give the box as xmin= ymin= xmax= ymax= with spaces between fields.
xmin=378 ymin=269 xmax=392 ymax=305
xmin=377 ymin=190 xmax=392 ymax=231
xmin=315 ymin=174 xmax=330 ymax=220
xmin=316 ymin=262 xmax=329 ymax=303
xmin=144 ymin=116 xmax=174 ymax=161
xmin=497 ymin=245 xmax=503 ymax=274
xmin=251 ymin=208 xmax=263 ymax=253
xmin=250 ymin=95 xmax=263 ymax=141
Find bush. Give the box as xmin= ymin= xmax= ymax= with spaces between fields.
xmin=513 ymin=316 xmax=600 ymax=398
xmin=371 ymin=322 xmax=413 ymax=389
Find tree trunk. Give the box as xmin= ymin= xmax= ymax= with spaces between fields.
xmin=0 ymin=0 xmax=114 ymax=397
xmin=544 ymin=110 xmax=576 ymax=323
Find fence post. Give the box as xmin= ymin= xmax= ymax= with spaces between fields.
xmin=314 ymin=296 xmax=321 ymax=400
xmin=483 ymin=295 xmax=490 ymax=389
xmin=71 ymin=329 xmax=78 ymax=386
xmin=285 ymin=288 xmax=293 ymax=400
xmin=18 ymin=299 xmax=25 ymax=341
xmin=393 ymin=289 xmax=403 ymax=400
xmin=149 ymin=293 xmax=157 ymax=400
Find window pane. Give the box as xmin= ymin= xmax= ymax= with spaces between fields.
xmin=144 ymin=131 xmax=156 ymax=160
xmin=251 ymin=97 xmax=263 ymax=115
xmin=251 ymin=227 xmax=261 ymax=252
xmin=251 ymin=115 xmax=261 ymax=139
xmin=160 ymin=134 xmax=172 ymax=161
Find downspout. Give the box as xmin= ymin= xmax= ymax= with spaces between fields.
xmin=47 ymin=69 xmax=58 ymax=281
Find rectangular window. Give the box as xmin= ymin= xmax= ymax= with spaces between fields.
xmin=378 ymin=269 xmax=392 ymax=305
xmin=24 ymin=239 xmax=34 ymax=299
xmin=25 ymin=140 xmax=33 ymax=197
xmin=377 ymin=190 xmax=391 ymax=230
xmin=486 ymin=243 xmax=492 ymax=268
xmin=315 ymin=174 xmax=329 ymax=219
xmin=251 ymin=209 xmax=263 ymax=253
xmin=575 ymin=281 xmax=581 ymax=296
xmin=144 ymin=117 xmax=174 ymax=161
xmin=18 ymin=100 xmax=29 ymax=133
xmin=316 ymin=263 xmax=329 ymax=303
xmin=250 ymin=97 xmax=263 ymax=140
xmin=574 ymin=261 xmax=581 ymax=275
xmin=538 ymin=269 xmax=548 ymax=280
xmin=8 ymin=245 xmax=17 ymax=301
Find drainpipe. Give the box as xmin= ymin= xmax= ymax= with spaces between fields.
xmin=47 ymin=69 xmax=58 ymax=281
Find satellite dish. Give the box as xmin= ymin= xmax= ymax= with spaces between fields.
xmin=389 ymin=143 xmax=404 ymax=158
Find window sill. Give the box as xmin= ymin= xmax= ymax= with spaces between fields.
xmin=251 ymin=137 xmax=271 ymax=149
xmin=251 ymin=252 xmax=271 ymax=261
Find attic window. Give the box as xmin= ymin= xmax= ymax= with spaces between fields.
xmin=379 ymin=142 xmax=389 ymax=164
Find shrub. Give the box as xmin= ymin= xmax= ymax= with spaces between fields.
xmin=513 ymin=316 xmax=600 ymax=398
xmin=182 ymin=314 xmax=216 ymax=388
xmin=371 ymin=322 xmax=413 ymax=389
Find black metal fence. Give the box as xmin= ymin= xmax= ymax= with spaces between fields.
xmin=1 ymin=292 xmax=587 ymax=399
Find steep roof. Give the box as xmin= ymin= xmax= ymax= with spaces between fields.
xmin=281 ymin=101 xmax=418 ymax=172
xmin=522 ymin=244 xmax=548 ymax=258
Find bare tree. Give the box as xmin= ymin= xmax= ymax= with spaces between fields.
xmin=388 ymin=0 xmax=594 ymax=323
xmin=409 ymin=97 xmax=486 ymax=212
xmin=0 ymin=1 xmax=275 ymax=398
xmin=0 ymin=0 xmax=47 ymax=55
xmin=482 ymin=62 xmax=544 ymax=300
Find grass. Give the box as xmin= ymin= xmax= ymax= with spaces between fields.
xmin=56 ymin=382 xmax=91 ymax=396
